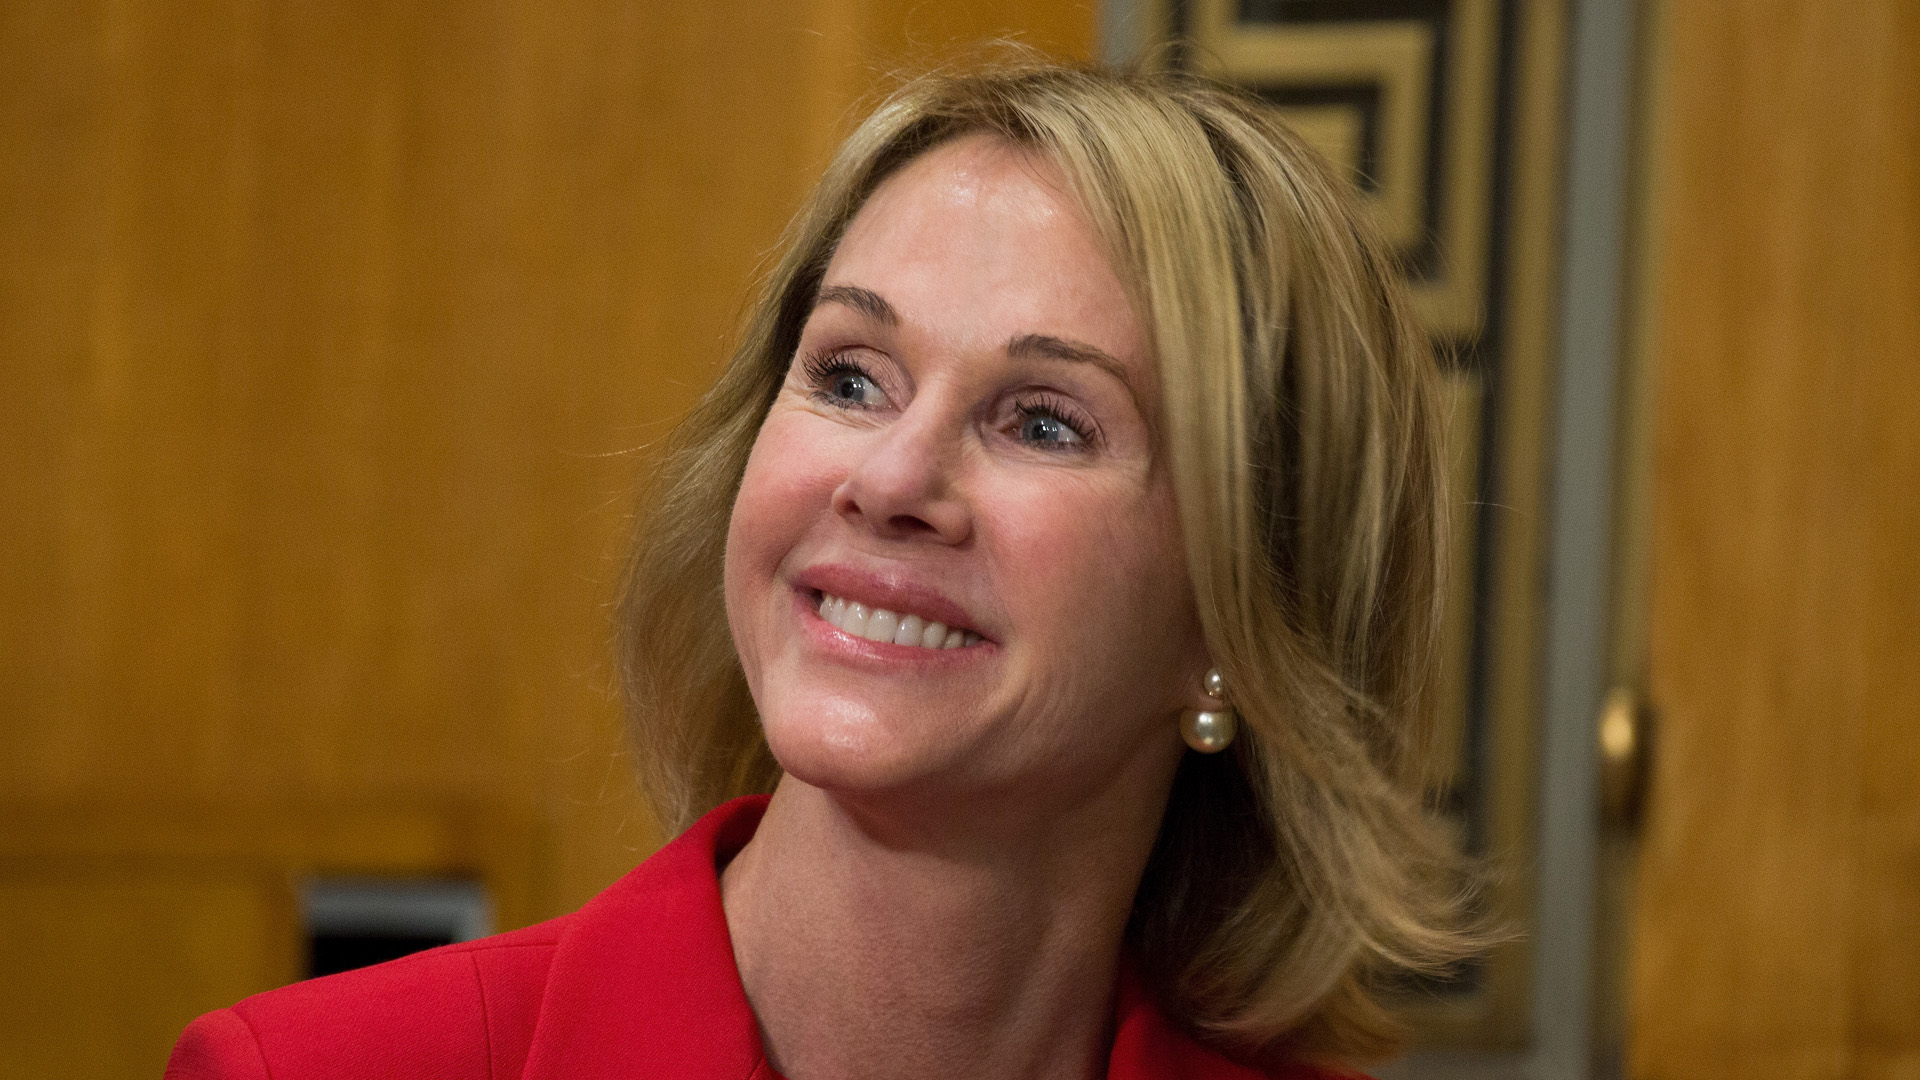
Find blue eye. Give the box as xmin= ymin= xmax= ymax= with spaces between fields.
xmin=1014 ymin=399 xmax=1091 ymax=450
xmin=1020 ymin=412 xmax=1077 ymax=445
xmin=828 ymin=370 xmax=881 ymax=405
xmin=802 ymin=351 xmax=885 ymax=408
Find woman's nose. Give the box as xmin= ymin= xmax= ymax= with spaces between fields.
xmin=830 ymin=399 xmax=973 ymax=546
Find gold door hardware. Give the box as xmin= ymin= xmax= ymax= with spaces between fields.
xmin=1599 ymin=686 xmax=1653 ymax=829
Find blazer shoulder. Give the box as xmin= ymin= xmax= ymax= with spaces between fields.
xmin=166 ymin=917 xmax=567 ymax=1080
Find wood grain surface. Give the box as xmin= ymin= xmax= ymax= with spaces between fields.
xmin=0 ymin=3 xmax=1091 ymax=1075
xmin=1630 ymin=2 xmax=1920 ymax=1077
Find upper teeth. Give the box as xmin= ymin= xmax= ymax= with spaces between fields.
xmin=818 ymin=592 xmax=981 ymax=649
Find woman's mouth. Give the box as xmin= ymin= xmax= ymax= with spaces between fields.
xmin=815 ymin=591 xmax=983 ymax=650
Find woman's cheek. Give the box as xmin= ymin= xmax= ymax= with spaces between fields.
xmin=727 ymin=413 xmax=827 ymax=669
xmin=733 ymin=411 xmax=838 ymax=552
xmin=986 ymin=477 xmax=1127 ymax=617
xmin=1024 ymin=478 xmax=1188 ymax=659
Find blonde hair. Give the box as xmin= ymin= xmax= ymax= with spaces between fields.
xmin=619 ymin=59 xmax=1479 ymax=1066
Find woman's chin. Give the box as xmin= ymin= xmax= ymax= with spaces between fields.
xmin=762 ymin=720 xmax=947 ymax=796
xmin=754 ymin=684 xmax=979 ymax=784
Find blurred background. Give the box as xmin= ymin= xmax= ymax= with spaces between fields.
xmin=1 ymin=2 xmax=1914 ymax=1078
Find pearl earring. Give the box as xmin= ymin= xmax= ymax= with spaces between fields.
xmin=1180 ymin=667 xmax=1236 ymax=753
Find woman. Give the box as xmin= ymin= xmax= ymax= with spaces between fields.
xmin=169 ymin=60 xmax=1476 ymax=1080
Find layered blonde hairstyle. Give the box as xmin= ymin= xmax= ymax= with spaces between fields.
xmin=619 ymin=59 xmax=1479 ymax=1065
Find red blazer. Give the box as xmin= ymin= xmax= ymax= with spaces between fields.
xmin=167 ymin=796 xmax=1346 ymax=1079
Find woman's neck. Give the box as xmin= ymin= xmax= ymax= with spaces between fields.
xmin=719 ymin=769 xmax=1175 ymax=1080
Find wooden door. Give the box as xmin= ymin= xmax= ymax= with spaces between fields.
xmin=0 ymin=4 xmax=1090 ymax=1077
xmin=1628 ymin=2 xmax=1920 ymax=1077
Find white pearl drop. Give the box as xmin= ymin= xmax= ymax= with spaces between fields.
xmin=1180 ymin=708 xmax=1236 ymax=754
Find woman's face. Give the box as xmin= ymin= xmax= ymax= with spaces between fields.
xmin=724 ymin=134 xmax=1208 ymax=814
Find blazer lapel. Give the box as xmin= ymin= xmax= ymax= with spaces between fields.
xmin=521 ymin=796 xmax=774 ymax=1080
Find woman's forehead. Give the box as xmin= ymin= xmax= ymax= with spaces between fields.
xmin=822 ymin=135 xmax=1147 ymax=368
xmin=860 ymin=134 xmax=1074 ymax=227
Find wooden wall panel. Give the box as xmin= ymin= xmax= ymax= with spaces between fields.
xmin=0 ymin=871 xmax=294 ymax=1080
xmin=1629 ymin=2 xmax=1920 ymax=1078
xmin=0 ymin=2 xmax=1091 ymax=1075
xmin=798 ymin=0 xmax=1095 ymax=168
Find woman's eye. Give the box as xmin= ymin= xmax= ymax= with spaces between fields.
xmin=802 ymin=353 xmax=886 ymax=409
xmin=1015 ymin=403 xmax=1090 ymax=450
xmin=827 ymin=370 xmax=881 ymax=405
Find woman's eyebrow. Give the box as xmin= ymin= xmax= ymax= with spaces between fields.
xmin=1006 ymin=332 xmax=1131 ymax=388
xmin=814 ymin=284 xmax=898 ymax=326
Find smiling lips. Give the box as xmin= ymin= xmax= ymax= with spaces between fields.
xmin=817 ymin=592 xmax=983 ymax=650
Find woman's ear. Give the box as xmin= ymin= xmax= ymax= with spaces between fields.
xmin=1192 ymin=664 xmax=1227 ymax=707
xmin=1173 ymin=602 xmax=1221 ymax=715
xmin=1178 ymin=653 xmax=1227 ymax=712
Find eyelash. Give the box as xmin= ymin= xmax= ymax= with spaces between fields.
xmin=801 ymin=350 xmax=882 ymax=409
xmin=1013 ymin=392 xmax=1097 ymax=451
xmin=799 ymin=349 xmax=1099 ymax=450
